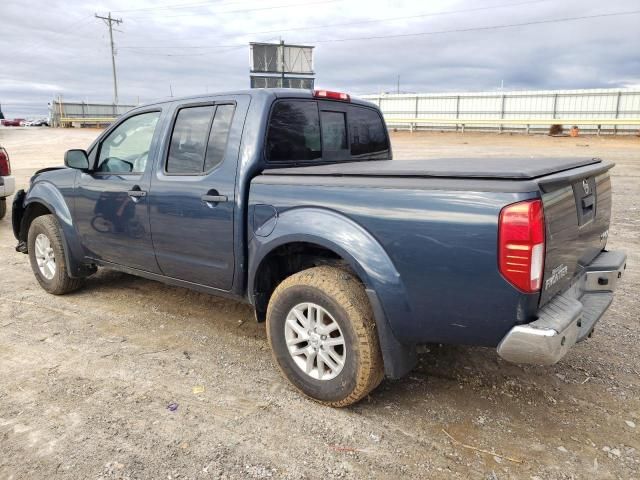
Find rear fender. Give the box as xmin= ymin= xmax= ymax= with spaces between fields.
xmin=20 ymin=182 xmax=87 ymax=277
xmin=249 ymin=207 xmax=417 ymax=378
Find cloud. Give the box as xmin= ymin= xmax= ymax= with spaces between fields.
xmin=1 ymin=0 xmax=639 ymax=117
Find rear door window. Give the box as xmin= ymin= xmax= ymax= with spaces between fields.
xmin=204 ymin=104 xmax=235 ymax=172
xmin=167 ymin=104 xmax=236 ymax=174
xmin=167 ymin=106 xmax=214 ymax=174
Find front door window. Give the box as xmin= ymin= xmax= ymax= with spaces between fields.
xmin=96 ymin=111 xmax=161 ymax=174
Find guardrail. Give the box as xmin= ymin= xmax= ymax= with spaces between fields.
xmin=59 ymin=117 xmax=116 ymax=126
xmin=385 ymin=117 xmax=640 ymax=134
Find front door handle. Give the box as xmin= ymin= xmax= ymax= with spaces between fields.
xmin=201 ymin=194 xmax=228 ymax=203
xmin=128 ymin=190 xmax=147 ymax=198
xmin=128 ymin=187 xmax=147 ymax=203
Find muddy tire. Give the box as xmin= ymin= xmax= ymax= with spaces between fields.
xmin=0 ymin=198 xmax=6 ymax=220
xmin=267 ymin=266 xmax=384 ymax=407
xmin=27 ymin=214 xmax=84 ymax=295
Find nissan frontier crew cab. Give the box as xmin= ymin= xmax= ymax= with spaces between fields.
xmin=12 ymin=89 xmax=626 ymax=407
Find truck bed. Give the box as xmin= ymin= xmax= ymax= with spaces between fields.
xmin=263 ymin=157 xmax=603 ymax=180
xmin=253 ymin=156 xmax=614 ymax=347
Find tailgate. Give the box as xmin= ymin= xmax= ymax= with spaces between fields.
xmin=537 ymin=160 xmax=614 ymax=305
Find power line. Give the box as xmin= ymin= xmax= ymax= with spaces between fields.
xmin=123 ymin=45 xmax=247 ymax=57
xmin=112 ymin=0 xmax=248 ymax=13
xmin=7 ymin=14 xmax=95 ymax=59
xmin=118 ymin=0 xmax=552 ymax=49
xmin=95 ymin=12 xmax=124 ymax=104
xmin=307 ymin=9 xmax=640 ymax=44
xmin=235 ymin=0 xmax=554 ymax=37
xmin=126 ymin=0 xmax=341 ymax=19
xmin=120 ymin=44 xmax=242 ymax=50
xmin=118 ymin=9 xmax=640 ymax=56
xmin=121 ymin=37 xmax=281 ymax=57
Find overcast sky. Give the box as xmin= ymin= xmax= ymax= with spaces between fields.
xmin=1 ymin=0 xmax=639 ymax=117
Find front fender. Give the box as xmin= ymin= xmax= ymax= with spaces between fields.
xmin=26 ymin=181 xmax=73 ymax=226
xmin=22 ymin=180 xmax=87 ymax=277
xmin=249 ymin=207 xmax=415 ymax=367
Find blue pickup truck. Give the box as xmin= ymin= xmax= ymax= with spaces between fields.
xmin=12 ymin=89 xmax=626 ymax=406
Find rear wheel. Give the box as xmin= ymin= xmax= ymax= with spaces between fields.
xmin=266 ymin=266 xmax=384 ymax=407
xmin=27 ymin=215 xmax=84 ymax=294
xmin=0 ymin=198 xmax=6 ymax=219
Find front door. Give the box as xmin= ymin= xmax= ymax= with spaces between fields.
xmin=149 ymin=98 xmax=243 ymax=290
xmin=75 ymin=109 xmax=163 ymax=272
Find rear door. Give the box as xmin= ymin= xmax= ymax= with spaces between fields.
xmin=148 ymin=96 xmax=247 ymax=290
xmin=538 ymin=165 xmax=613 ymax=305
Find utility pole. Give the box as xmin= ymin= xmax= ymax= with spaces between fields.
xmin=95 ymin=12 xmax=123 ymax=104
xmin=396 ymin=75 xmax=400 ymax=94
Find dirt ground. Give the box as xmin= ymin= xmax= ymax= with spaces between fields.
xmin=0 ymin=127 xmax=638 ymax=479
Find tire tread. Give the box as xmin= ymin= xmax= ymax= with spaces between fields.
xmin=28 ymin=214 xmax=84 ymax=295
xmin=267 ymin=266 xmax=384 ymax=407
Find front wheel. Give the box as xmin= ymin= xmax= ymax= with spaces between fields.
xmin=266 ymin=266 xmax=384 ymax=407
xmin=27 ymin=214 xmax=84 ymax=294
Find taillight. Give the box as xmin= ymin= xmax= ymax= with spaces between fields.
xmin=498 ymin=199 xmax=545 ymax=293
xmin=0 ymin=148 xmax=10 ymax=176
xmin=313 ymin=90 xmax=350 ymax=102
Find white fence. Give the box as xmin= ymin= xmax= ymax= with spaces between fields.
xmin=362 ymin=88 xmax=640 ymax=134
xmin=50 ymin=98 xmax=138 ymax=127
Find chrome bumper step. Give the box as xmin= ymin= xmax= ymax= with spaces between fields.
xmin=497 ymin=250 xmax=626 ymax=365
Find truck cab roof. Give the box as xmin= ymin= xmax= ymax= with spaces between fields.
xmin=137 ymin=88 xmax=377 ymax=110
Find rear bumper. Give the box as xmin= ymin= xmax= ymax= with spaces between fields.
xmin=0 ymin=175 xmax=16 ymax=197
xmin=497 ymin=250 xmax=626 ymax=365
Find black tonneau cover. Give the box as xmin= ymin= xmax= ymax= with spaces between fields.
xmin=264 ymin=157 xmax=602 ymax=180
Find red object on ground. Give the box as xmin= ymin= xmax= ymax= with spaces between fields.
xmin=1 ymin=119 xmax=24 ymax=127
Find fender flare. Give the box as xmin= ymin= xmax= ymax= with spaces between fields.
xmin=249 ymin=207 xmax=417 ymax=378
xmin=22 ymin=182 xmax=88 ymax=277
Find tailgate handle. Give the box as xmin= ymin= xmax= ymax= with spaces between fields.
xmin=582 ymin=194 xmax=594 ymax=210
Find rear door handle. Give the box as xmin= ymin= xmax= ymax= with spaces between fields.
xmin=201 ymin=194 xmax=228 ymax=203
xmin=128 ymin=190 xmax=147 ymax=198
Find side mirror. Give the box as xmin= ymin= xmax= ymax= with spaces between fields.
xmin=64 ymin=149 xmax=90 ymax=170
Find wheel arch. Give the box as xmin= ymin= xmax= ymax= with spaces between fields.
xmin=248 ymin=207 xmax=417 ymax=378
xmin=20 ymin=182 xmax=90 ymax=278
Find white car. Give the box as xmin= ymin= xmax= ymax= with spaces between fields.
xmin=0 ymin=146 xmax=15 ymax=219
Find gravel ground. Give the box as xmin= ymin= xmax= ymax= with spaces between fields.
xmin=0 ymin=127 xmax=638 ymax=479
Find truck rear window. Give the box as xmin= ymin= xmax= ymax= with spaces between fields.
xmin=349 ymin=107 xmax=389 ymax=157
xmin=266 ymin=100 xmax=389 ymax=164
xmin=266 ymin=101 xmax=321 ymax=163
